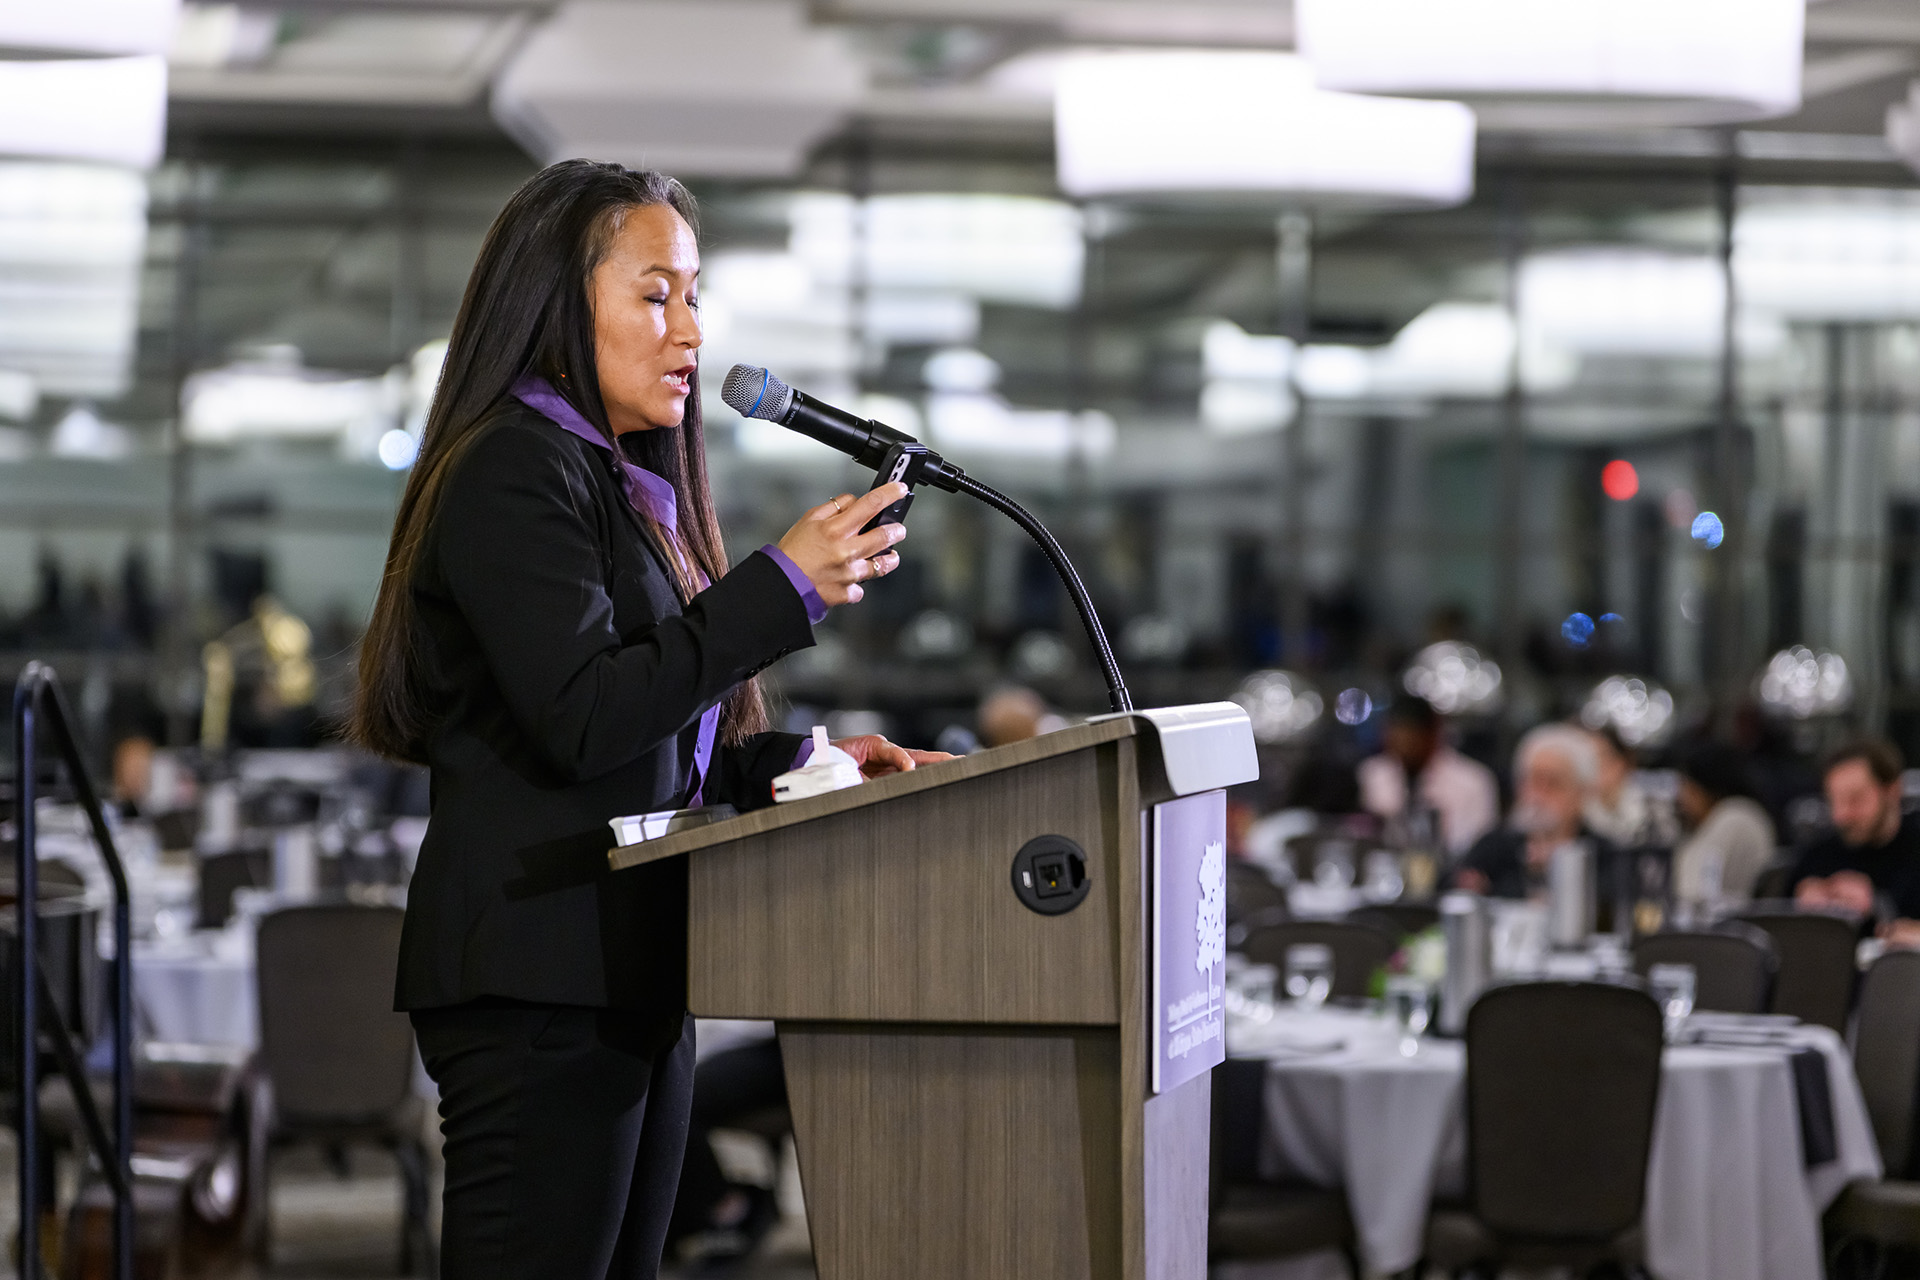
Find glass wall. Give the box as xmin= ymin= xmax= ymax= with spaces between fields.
xmin=4 ymin=132 xmax=1918 ymax=767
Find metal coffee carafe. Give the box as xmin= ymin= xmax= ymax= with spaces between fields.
xmin=1438 ymin=892 xmax=1490 ymax=1035
xmin=1547 ymin=839 xmax=1593 ymax=949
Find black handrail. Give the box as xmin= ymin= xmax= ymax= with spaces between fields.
xmin=13 ymin=663 xmax=133 ymax=1280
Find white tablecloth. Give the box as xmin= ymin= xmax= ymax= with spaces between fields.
xmin=1239 ymin=1007 xmax=1880 ymax=1280
xmin=133 ymin=940 xmax=258 ymax=1048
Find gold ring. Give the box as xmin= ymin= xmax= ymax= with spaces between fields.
xmin=831 ymin=496 xmax=846 ymax=513
xmin=870 ymin=555 xmax=886 ymax=576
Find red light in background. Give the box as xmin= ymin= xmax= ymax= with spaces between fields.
xmin=1601 ymin=459 xmax=1639 ymax=501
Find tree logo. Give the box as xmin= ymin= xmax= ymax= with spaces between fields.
xmin=1195 ymin=839 xmax=1226 ymax=974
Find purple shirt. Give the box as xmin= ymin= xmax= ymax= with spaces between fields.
xmin=509 ymin=375 xmax=824 ymax=803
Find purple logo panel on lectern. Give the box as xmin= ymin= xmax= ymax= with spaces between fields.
xmin=1151 ymin=790 xmax=1227 ymax=1095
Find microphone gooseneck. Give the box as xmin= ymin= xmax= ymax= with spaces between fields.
xmin=721 ymin=363 xmax=1133 ymax=714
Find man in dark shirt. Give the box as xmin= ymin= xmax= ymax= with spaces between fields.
xmin=1790 ymin=738 xmax=1920 ymax=923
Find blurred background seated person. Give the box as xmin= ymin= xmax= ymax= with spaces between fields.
xmin=1451 ymin=723 xmax=1620 ymax=902
xmin=1244 ymin=755 xmax=1367 ymax=879
xmin=976 ymin=685 xmax=1064 ymax=749
xmin=1791 ymin=738 xmax=1920 ymax=925
xmin=1358 ymin=695 xmax=1498 ymax=857
xmin=1582 ymin=726 xmax=1675 ymax=849
xmin=1671 ymin=742 xmax=1775 ymax=912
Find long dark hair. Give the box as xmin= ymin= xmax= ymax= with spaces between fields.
xmin=351 ymin=159 xmax=769 ymax=763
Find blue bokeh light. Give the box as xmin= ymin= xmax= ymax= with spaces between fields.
xmin=1334 ymin=688 xmax=1372 ymax=725
xmin=1561 ymin=612 xmax=1596 ymax=648
xmin=1690 ymin=511 xmax=1725 ymax=549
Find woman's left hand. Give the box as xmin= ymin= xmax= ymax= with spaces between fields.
xmin=833 ymin=735 xmax=956 ymax=779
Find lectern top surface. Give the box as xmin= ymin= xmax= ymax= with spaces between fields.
xmin=607 ymin=716 xmax=1138 ymax=872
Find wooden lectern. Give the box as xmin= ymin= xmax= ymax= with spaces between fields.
xmin=609 ymin=704 xmax=1257 ymax=1280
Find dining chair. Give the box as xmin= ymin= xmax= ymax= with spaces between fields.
xmin=1749 ymin=862 xmax=1798 ymax=903
xmin=1240 ymin=920 xmax=1398 ymax=1001
xmin=1630 ymin=925 xmax=1776 ymax=1014
xmin=1209 ymin=1057 xmax=1358 ymax=1276
xmin=1421 ymin=980 xmax=1664 ymax=1278
xmin=1227 ymin=858 xmax=1292 ymax=928
xmin=1347 ymin=902 xmax=1440 ymax=942
xmin=197 ymin=849 xmax=271 ymax=929
xmin=1725 ymin=907 xmax=1859 ymax=1033
xmin=254 ymin=903 xmax=434 ymax=1275
xmin=1825 ymin=949 xmax=1920 ymax=1270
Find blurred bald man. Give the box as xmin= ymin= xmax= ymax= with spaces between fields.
xmin=978 ymin=686 xmax=1059 ymax=748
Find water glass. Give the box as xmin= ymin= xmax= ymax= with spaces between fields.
xmin=1588 ymin=935 xmax=1631 ymax=983
xmin=1490 ymin=899 xmax=1549 ymax=976
xmin=1362 ymin=850 xmax=1405 ymax=903
xmin=151 ymin=901 xmax=194 ymax=942
xmin=1385 ymin=974 xmax=1431 ymax=1054
xmin=1313 ymin=842 xmax=1357 ymax=892
xmin=1648 ymin=962 xmax=1696 ymax=1038
xmin=1285 ymin=944 xmax=1334 ymax=1011
xmin=1239 ymin=963 xmax=1279 ymax=1019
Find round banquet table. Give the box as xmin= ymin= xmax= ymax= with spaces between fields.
xmin=1233 ymin=1005 xmax=1881 ymax=1280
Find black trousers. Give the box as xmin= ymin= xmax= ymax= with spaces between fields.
xmin=412 ymin=1002 xmax=696 ymax=1280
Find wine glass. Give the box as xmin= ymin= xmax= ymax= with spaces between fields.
xmin=1285 ymin=944 xmax=1334 ymax=1011
xmin=1648 ymin=963 xmax=1696 ymax=1040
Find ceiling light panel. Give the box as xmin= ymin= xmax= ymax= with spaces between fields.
xmin=1296 ymin=0 xmax=1805 ymax=129
xmin=1737 ymin=189 xmax=1920 ymax=319
xmin=1521 ymin=250 xmax=1726 ymax=357
xmin=0 ymin=163 xmax=148 ymax=399
xmin=1054 ymin=51 xmax=1475 ymax=207
xmin=0 ymin=0 xmax=181 ymax=56
xmin=170 ymin=10 xmax=525 ymax=107
xmin=0 ymin=55 xmax=168 ymax=169
xmin=493 ymin=0 xmax=866 ymax=178
xmin=789 ymin=192 xmax=1085 ymax=309
xmin=183 ymin=362 xmax=401 ymax=445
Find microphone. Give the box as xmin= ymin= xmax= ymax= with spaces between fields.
xmin=721 ymin=364 xmax=965 ymax=492
xmin=719 ymin=363 xmax=1133 ymax=713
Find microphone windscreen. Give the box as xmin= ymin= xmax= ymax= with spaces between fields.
xmin=721 ymin=363 xmax=794 ymax=422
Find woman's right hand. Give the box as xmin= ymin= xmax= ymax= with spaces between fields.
xmin=775 ymin=483 xmax=910 ymax=607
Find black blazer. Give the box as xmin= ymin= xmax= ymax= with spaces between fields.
xmin=394 ymin=402 xmax=814 ymax=1015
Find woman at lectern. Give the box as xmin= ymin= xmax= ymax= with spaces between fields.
xmin=351 ymin=160 xmax=941 ymax=1278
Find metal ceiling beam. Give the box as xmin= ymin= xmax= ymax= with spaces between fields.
xmin=1806 ymin=1 xmax=1920 ymax=45
xmin=1800 ymin=48 xmax=1920 ymax=100
xmin=206 ymin=0 xmax=555 ymax=10
xmin=813 ymin=0 xmax=1289 ymax=44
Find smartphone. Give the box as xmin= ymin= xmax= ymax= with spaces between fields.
xmin=859 ymin=443 xmax=923 ymax=533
